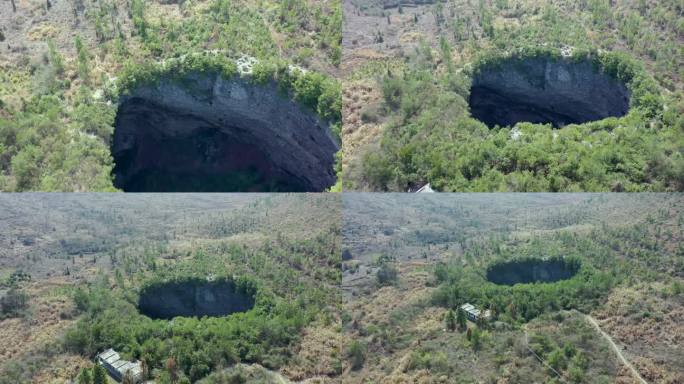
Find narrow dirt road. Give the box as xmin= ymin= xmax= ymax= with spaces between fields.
xmin=583 ymin=314 xmax=648 ymax=384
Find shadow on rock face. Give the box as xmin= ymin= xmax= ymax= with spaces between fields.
xmin=112 ymin=75 xmax=339 ymax=192
xmin=469 ymin=57 xmax=630 ymax=128
xmin=486 ymin=258 xmax=580 ymax=286
xmin=138 ymin=280 xmax=255 ymax=320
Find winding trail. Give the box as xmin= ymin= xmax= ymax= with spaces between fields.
xmin=522 ymin=312 xmax=648 ymax=384
xmin=582 ymin=314 xmax=648 ymax=384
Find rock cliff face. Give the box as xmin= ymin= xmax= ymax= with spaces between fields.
xmin=138 ymin=280 xmax=255 ymax=319
xmin=469 ymin=57 xmax=630 ymax=128
xmin=112 ymin=74 xmax=338 ymax=192
xmin=486 ymin=258 xmax=580 ymax=286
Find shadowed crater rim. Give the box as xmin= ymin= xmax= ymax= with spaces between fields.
xmin=486 ymin=257 xmax=581 ymax=286
xmin=469 ymin=57 xmax=630 ymax=128
xmin=138 ymin=279 xmax=256 ymax=320
xmin=111 ymin=74 xmax=338 ymax=192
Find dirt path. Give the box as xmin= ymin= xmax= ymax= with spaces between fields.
xmin=582 ymin=314 xmax=648 ymax=384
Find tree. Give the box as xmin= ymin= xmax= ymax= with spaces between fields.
xmin=74 ymin=36 xmax=90 ymax=83
xmin=457 ymin=308 xmax=467 ymax=331
xmin=348 ymin=341 xmax=366 ymax=371
xmin=77 ymin=368 xmax=92 ymax=384
xmin=376 ymin=263 xmax=398 ymax=286
xmin=122 ymin=371 xmax=135 ymax=384
xmin=141 ymin=357 xmax=150 ymax=380
xmin=165 ymin=357 xmax=179 ymax=383
xmin=92 ymin=364 xmax=107 ymax=384
xmin=130 ymin=0 xmax=147 ymax=38
xmin=1 ymin=287 xmax=28 ymax=317
xmin=471 ymin=327 xmax=482 ymax=351
xmin=506 ymin=302 xmax=517 ymax=320
xmin=477 ymin=314 xmax=488 ymax=329
xmin=11 ymin=0 xmax=16 ymax=12
xmin=548 ymin=348 xmax=567 ymax=371
xmin=445 ymin=309 xmax=456 ymax=331
xmin=47 ymin=39 xmax=64 ymax=75
xmin=73 ymin=287 xmax=89 ymax=312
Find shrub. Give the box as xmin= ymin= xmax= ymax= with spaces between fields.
xmin=444 ymin=309 xmax=456 ymax=331
xmin=77 ymin=368 xmax=92 ymax=384
xmin=1 ymin=287 xmax=28 ymax=317
xmin=348 ymin=341 xmax=366 ymax=370
xmin=360 ymin=105 xmax=381 ymax=123
xmin=376 ymin=263 xmax=398 ymax=286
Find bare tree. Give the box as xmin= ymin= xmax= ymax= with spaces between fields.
xmin=10 ymin=0 xmax=17 ymax=12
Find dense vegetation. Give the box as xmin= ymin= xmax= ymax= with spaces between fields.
xmin=114 ymin=52 xmax=342 ymax=133
xmin=0 ymin=194 xmax=341 ymax=383
xmin=433 ymin=255 xmax=610 ymax=322
xmin=342 ymin=193 xmax=683 ymax=382
xmin=347 ymin=0 xmax=684 ymax=192
xmin=430 ymin=207 xmax=683 ymax=323
xmin=0 ymin=287 xmax=29 ymax=319
xmin=357 ymin=47 xmax=682 ymax=192
xmin=0 ymin=0 xmax=342 ymax=191
xmin=62 ymin=229 xmax=340 ymax=383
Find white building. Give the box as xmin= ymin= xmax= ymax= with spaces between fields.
xmin=96 ymin=349 xmax=143 ymax=383
xmin=412 ymin=183 xmax=435 ymax=193
xmin=460 ymin=303 xmax=491 ymax=322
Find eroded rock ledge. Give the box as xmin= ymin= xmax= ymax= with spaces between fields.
xmin=112 ymin=74 xmax=338 ymax=192
xmin=469 ymin=57 xmax=630 ymax=128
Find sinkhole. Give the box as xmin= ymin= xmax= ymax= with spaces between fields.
xmin=111 ymin=74 xmax=339 ymax=192
xmin=486 ymin=258 xmax=580 ymax=286
xmin=138 ymin=280 xmax=255 ymax=320
xmin=469 ymin=57 xmax=630 ymax=128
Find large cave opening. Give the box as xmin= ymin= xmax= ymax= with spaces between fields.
xmin=486 ymin=258 xmax=580 ymax=286
xmin=138 ymin=280 xmax=255 ymax=320
xmin=469 ymin=57 xmax=630 ymax=128
xmin=112 ymin=74 xmax=338 ymax=192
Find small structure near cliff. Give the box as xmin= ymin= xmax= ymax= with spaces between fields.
xmin=413 ymin=183 xmax=435 ymax=193
xmin=460 ymin=303 xmax=491 ymax=322
xmin=96 ymin=349 xmax=143 ymax=383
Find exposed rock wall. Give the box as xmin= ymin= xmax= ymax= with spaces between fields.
xmin=112 ymin=74 xmax=338 ymax=192
xmin=138 ymin=280 xmax=255 ymax=319
xmin=469 ymin=58 xmax=630 ymax=128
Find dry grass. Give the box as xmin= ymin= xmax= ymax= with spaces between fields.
xmin=593 ymin=284 xmax=684 ymax=384
xmin=282 ymin=324 xmax=343 ymax=380
xmin=0 ymin=277 xmax=89 ymax=383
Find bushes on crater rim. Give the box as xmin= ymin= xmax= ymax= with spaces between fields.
xmin=114 ymin=54 xmax=342 ymax=126
xmin=356 ymin=47 xmax=680 ymax=192
xmin=432 ymin=255 xmax=613 ymax=322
